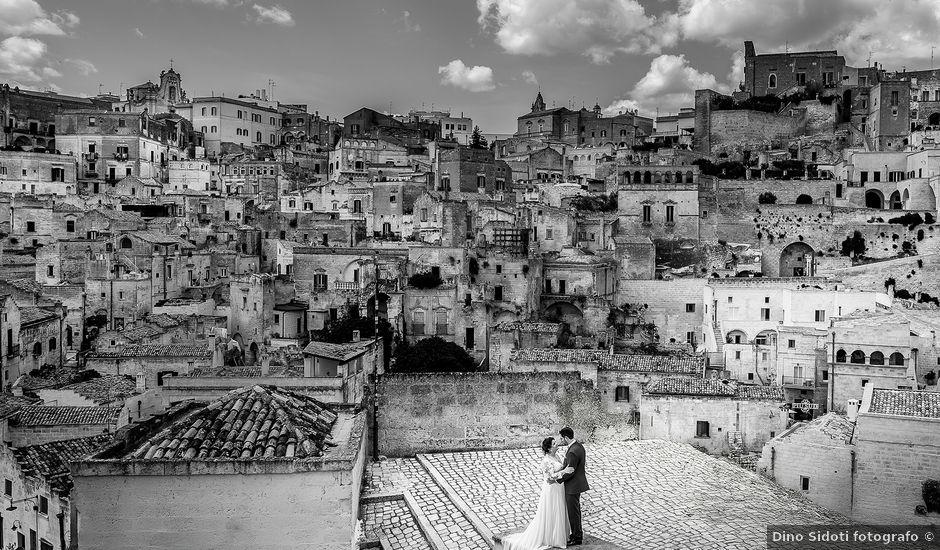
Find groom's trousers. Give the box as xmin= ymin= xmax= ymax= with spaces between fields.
xmin=566 ymin=493 xmax=583 ymax=541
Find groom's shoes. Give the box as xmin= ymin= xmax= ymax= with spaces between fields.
xmin=567 ymin=537 xmax=582 ymax=546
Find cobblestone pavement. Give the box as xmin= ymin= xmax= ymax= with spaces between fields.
xmin=360 ymin=498 xmax=432 ymax=550
xmin=363 ymin=458 xmax=490 ymax=550
xmin=421 ymin=440 xmax=849 ymax=550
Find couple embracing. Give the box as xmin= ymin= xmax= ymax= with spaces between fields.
xmin=503 ymin=427 xmax=589 ymax=550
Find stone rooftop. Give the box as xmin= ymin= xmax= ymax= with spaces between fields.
xmin=60 ymin=375 xmax=139 ymax=404
xmin=14 ymin=435 xmax=111 ymax=495
xmin=302 ymin=339 xmax=375 ymax=361
xmin=19 ymin=305 xmax=58 ymax=326
xmin=645 ymin=377 xmax=785 ymax=400
xmin=511 ymin=348 xmax=706 ymax=375
xmin=126 ymin=385 xmax=338 ymax=460
xmin=493 ymin=321 xmax=561 ymax=333
xmin=867 ymin=388 xmax=940 ymax=419
xmin=0 ymin=393 xmax=41 ymax=419
xmin=189 ymin=365 xmax=305 ymax=378
xmin=778 ymin=412 xmax=856 ymax=444
xmin=14 ymin=406 xmax=122 ymax=426
xmin=88 ymin=343 xmax=213 ymax=358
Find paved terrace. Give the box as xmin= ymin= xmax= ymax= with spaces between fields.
xmin=360 ymin=440 xmax=849 ymax=550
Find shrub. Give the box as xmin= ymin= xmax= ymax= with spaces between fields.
xmin=393 ymin=337 xmax=477 ymax=373
xmin=888 ymin=213 xmax=924 ymax=228
xmin=923 ymin=479 xmax=940 ymax=514
xmin=408 ymin=271 xmax=443 ymax=289
xmin=758 ymin=192 xmax=778 ymax=204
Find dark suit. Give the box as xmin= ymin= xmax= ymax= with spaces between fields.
xmin=558 ymin=441 xmax=589 ymax=541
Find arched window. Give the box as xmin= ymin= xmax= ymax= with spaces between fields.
xmin=211 ymin=107 xmax=217 ymax=116
xmin=32 ymin=342 xmax=42 ymax=355
xmin=850 ymin=350 xmax=866 ymax=364
xmin=120 ymin=236 xmax=133 ymax=249
xmin=726 ymin=330 xmax=747 ymax=344
xmin=620 ymin=129 xmax=627 ymax=137
xmin=836 ymin=349 xmax=847 ymax=362
xmin=600 ymin=130 xmax=607 ymax=138
xmin=211 ymin=126 xmax=217 ymax=133
xmin=889 ymin=352 xmax=905 ymax=365
xmin=869 ymin=351 xmax=884 ymax=365
xmin=48 ymin=337 xmax=56 ymax=351
xmin=201 ymin=107 xmax=206 ymax=116
xmin=769 ymin=74 xmax=777 ymax=89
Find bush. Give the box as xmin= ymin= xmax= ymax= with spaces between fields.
xmin=408 ymin=271 xmax=443 ymax=289
xmin=393 ymin=337 xmax=477 ymax=373
xmin=570 ymin=192 xmax=618 ymax=213
xmin=840 ymin=231 xmax=867 ymax=257
xmin=888 ymin=213 xmax=925 ymax=228
xmin=758 ymin=192 xmax=778 ymax=204
xmin=923 ymin=480 xmax=940 ymax=514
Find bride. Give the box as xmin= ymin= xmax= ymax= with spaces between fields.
xmin=502 ymin=437 xmax=573 ymax=550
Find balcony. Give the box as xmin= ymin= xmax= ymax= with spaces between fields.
xmin=113 ymin=153 xmax=129 ymax=161
xmin=83 ymin=152 xmax=99 ymax=161
xmin=334 ymin=281 xmax=360 ymax=291
xmin=781 ymin=376 xmax=824 ymax=388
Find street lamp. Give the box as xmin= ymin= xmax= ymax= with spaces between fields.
xmin=6 ymin=497 xmax=39 ymax=549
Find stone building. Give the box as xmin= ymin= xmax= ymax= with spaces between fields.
xmin=181 ymin=96 xmax=280 ymax=156
xmin=0 ymin=151 xmax=77 ymax=195
xmin=84 ymin=343 xmax=215 ymax=390
xmin=640 ymin=377 xmax=788 ymax=454
xmin=512 ymin=92 xmax=653 ymax=148
xmin=867 ymin=80 xmax=911 ymax=151
xmin=0 ymin=84 xmax=110 ymax=151
xmin=617 ymin=165 xmax=701 ymax=240
xmin=70 ymin=386 xmax=367 ymax=550
xmin=7 ymin=406 xmax=123 ymax=447
xmin=743 ymin=41 xmax=845 ymax=98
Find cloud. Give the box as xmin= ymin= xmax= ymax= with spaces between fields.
xmin=0 ymin=0 xmax=75 ymax=36
xmin=674 ymin=0 xmax=940 ymax=66
xmin=0 ymin=36 xmax=49 ymax=83
xmin=250 ymin=4 xmax=294 ymax=26
xmin=476 ymin=0 xmax=674 ymax=63
xmin=605 ymin=54 xmax=723 ymax=115
xmin=191 ymin=0 xmax=230 ymax=6
xmin=521 ymin=70 xmax=537 ymax=85
xmin=438 ymin=59 xmax=495 ymax=92
xmin=65 ymin=58 xmax=97 ymax=76
xmin=134 ymin=27 xmax=145 ymax=38
xmin=394 ymin=10 xmax=420 ymax=32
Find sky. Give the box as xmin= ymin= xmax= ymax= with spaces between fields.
xmin=1 ymin=0 xmax=940 ymax=135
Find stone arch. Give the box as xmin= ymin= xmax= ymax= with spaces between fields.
xmin=12 ymin=135 xmax=31 ymax=148
xmin=889 ymin=352 xmax=905 ymax=365
xmin=633 ymin=171 xmax=642 ymax=183
xmin=664 ymin=172 xmax=672 ymax=183
xmin=889 ymin=190 xmax=902 ymax=209
xmin=654 ymin=172 xmax=662 ymax=183
xmin=836 ymin=349 xmax=847 ymax=362
xmin=755 ymin=329 xmax=775 ymax=346
xmin=248 ymin=342 xmax=260 ymax=365
xmin=675 ymin=171 xmax=683 ymax=183
xmin=850 ymin=350 xmax=866 ymax=364
xmin=779 ymin=242 xmax=815 ymax=277
xmin=686 ymin=171 xmax=694 ymax=183
xmin=929 ymin=112 xmax=940 ymax=126
xmin=902 ymin=188 xmax=911 ymax=209
xmin=869 ymin=351 xmax=885 ymax=365
xmin=726 ymin=329 xmax=747 ymax=344
xmin=543 ymin=300 xmax=584 ymax=334
xmin=865 ymin=189 xmax=884 ymax=209
xmin=795 ymin=194 xmax=813 ymax=205
xmin=342 ymin=260 xmax=361 ymax=282
xmin=643 ymin=171 xmax=652 ymax=184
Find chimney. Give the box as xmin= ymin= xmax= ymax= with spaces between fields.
xmin=352 ymin=330 xmax=361 ymax=342
xmin=846 ymin=399 xmax=861 ymax=421
xmin=135 ymin=372 xmax=146 ymax=393
xmin=261 ymin=349 xmax=270 ymax=376
xmin=304 ymin=357 xmax=314 ymax=377
xmin=256 ymin=89 xmax=261 ymax=98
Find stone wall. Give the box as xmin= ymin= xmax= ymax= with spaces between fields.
xmin=376 ymin=372 xmax=603 ymax=456
xmin=618 ymin=279 xmax=706 ymax=346
xmin=708 ymin=110 xmax=803 ymax=158
xmin=831 ymin=253 xmax=940 ymax=296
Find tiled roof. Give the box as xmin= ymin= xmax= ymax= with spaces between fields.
xmin=88 ymin=344 xmax=213 ymax=359
xmin=119 ymin=324 xmax=165 ymax=342
xmin=14 ymin=435 xmax=111 ymax=494
xmin=18 ymin=306 xmax=58 ymax=326
xmin=96 ymin=209 xmax=143 ymax=222
xmin=779 ymin=413 xmax=855 ymax=443
xmin=145 ymin=313 xmax=184 ymax=329
xmin=5 ymin=278 xmax=43 ymax=294
xmin=510 ymin=348 xmax=606 ymax=363
xmin=189 ymin=365 xmax=305 ymax=378
xmin=302 ymin=340 xmax=374 ymax=362
xmin=494 ymin=322 xmax=561 ymax=334
xmin=599 ymin=354 xmax=705 ymax=375
xmin=0 ymin=393 xmax=41 ymax=418
xmin=868 ymin=388 xmax=940 ymax=419
xmin=15 ymin=406 xmax=122 ymax=426
xmin=17 ymin=367 xmax=81 ymax=391
xmin=61 ymin=375 xmax=139 ymax=404
xmin=128 ymin=385 xmax=337 ymax=460
xmin=645 ymin=377 xmax=737 ymax=397
xmin=644 ymin=377 xmax=785 ymax=401
xmin=130 ymin=231 xmax=196 ymax=249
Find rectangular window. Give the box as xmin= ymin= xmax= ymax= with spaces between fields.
xmin=862 ymin=379 xmax=869 ymax=387
xmin=873 ymin=171 xmax=881 ymax=183
xmin=4 ymin=479 xmax=11 ymax=497
xmin=545 ymin=228 xmax=553 ymax=239
xmin=860 ymin=171 xmax=868 ymax=183
xmin=822 ymin=369 xmax=829 ymax=381
xmin=494 ymin=286 xmax=503 ymax=301
xmin=800 ymin=476 xmax=810 ymax=491
xmin=46 ymin=266 xmax=53 ymax=277
xmin=815 ymin=310 xmax=826 ymax=322
xmin=796 ymin=73 xmax=806 ymax=85
xmin=890 ymin=91 xmax=899 ymax=106
xmin=642 ymin=204 xmax=651 ymax=223
xmin=788 ymin=339 xmax=796 ymax=349
xmin=38 ymin=496 xmax=48 ymax=515
xmin=615 ymin=386 xmax=630 ymax=402
xmin=686 ymin=303 xmax=695 ymax=312
xmin=695 ymin=421 xmax=710 ymax=438
xmin=26 ymin=221 xmax=35 ymax=233
xmin=735 ymin=351 xmax=741 ymax=359
xmin=686 ymin=331 xmax=697 ymax=345
xmin=88 ymin=116 xmax=96 ymax=127
xmin=465 ymin=327 xmax=475 ymax=349
xmin=761 ymin=308 xmax=770 ymax=320
xmin=665 ymin=205 xmax=675 ymax=223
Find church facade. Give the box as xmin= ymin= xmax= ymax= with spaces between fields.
xmin=514 ymin=92 xmax=653 ymax=149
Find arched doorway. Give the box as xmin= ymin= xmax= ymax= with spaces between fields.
xmin=795 ymin=194 xmax=813 ymax=205
xmin=889 ymin=190 xmax=902 ymax=209
xmin=902 ymin=189 xmax=911 ymax=209
xmin=779 ymin=242 xmax=815 ymax=277
xmin=929 ymin=112 xmax=940 ymax=126
xmin=367 ymin=293 xmax=389 ymax=321
xmin=865 ymin=190 xmax=884 ymax=209
xmin=543 ymin=301 xmax=585 ymax=335
xmin=248 ymin=342 xmax=260 ymax=365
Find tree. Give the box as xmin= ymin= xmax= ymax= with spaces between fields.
xmin=758 ymin=192 xmax=777 ymax=204
xmin=312 ymin=303 xmax=395 ymax=368
xmin=840 ymin=230 xmax=866 ymax=258
xmin=408 ymin=271 xmax=443 ymax=289
xmin=393 ymin=337 xmax=477 ymax=373
xmin=470 ymin=126 xmax=488 ymax=149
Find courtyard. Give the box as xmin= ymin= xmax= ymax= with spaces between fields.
xmin=360 ymin=440 xmax=850 ymax=550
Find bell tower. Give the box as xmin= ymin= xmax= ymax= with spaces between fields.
xmin=159 ymin=65 xmax=184 ymax=104
xmin=531 ymin=90 xmax=545 ymax=113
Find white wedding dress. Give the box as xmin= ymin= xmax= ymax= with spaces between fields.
xmin=502 ymin=454 xmax=570 ymax=550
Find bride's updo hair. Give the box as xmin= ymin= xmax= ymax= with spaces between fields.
xmin=541 ymin=437 xmax=554 ymax=454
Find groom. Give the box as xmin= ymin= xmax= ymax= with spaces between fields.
xmin=555 ymin=426 xmax=588 ymax=546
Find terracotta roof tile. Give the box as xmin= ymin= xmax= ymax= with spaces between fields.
xmin=0 ymin=393 xmax=41 ymax=418
xmin=18 ymin=306 xmax=58 ymax=327
xmin=88 ymin=344 xmax=212 ymax=359
xmin=189 ymin=365 xmax=305 ymax=378
xmin=302 ymin=340 xmax=374 ymax=362
xmin=494 ymin=322 xmax=561 ymax=334
xmin=868 ymin=388 xmax=940 ymax=419
xmin=599 ymin=354 xmax=705 ymax=375
xmin=644 ymin=377 xmax=785 ymax=400
xmin=14 ymin=435 xmax=111 ymax=495
xmin=15 ymin=406 xmax=122 ymax=426
xmin=61 ymin=375 xmax=139 ymax=404
xmin=128 ymin=385 xmax=337 ymax=460
xmin=510 ymin=348 xmax=606 ymax=363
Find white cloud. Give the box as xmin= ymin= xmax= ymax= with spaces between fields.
xmin=674 ymin=0 xmax=940 ymax=67
xmin=0 ymin=35 xmax=49 ymax=83
xmin=394 ymin=10 xmax=421 ymax=32
xmin=521 ymin=70 xmax=537 ymax=85
xmin=191 ymin=0 xmax=230 ymax=6
xmin=250 ymin=4 xmax=294 ymax=26
xmin=438 ymin=59 xmax=495 ymax=92
xmin=476 ymin=0 xmax=674 ymax=63
xmin=0 ymin=0 xmax=74 ymax=36
xmin=134 ymin=27 xmax=145 ymax=38
xmin=605 ymin=54 xmax=723 ymax=115
xmin=65 ymin=58 xmax=97 ymax=76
